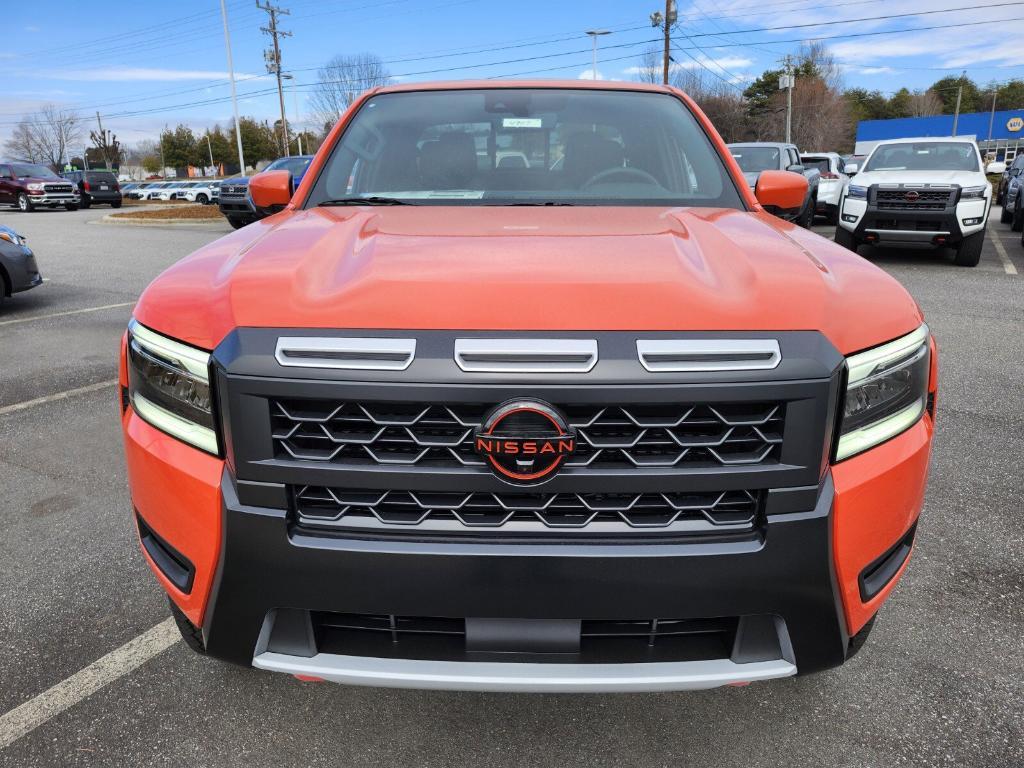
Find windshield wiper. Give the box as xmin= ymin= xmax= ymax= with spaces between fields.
xmin=318 ymin=196 xmax=417 ymax=206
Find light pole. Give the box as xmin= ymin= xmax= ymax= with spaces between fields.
xmin=220 ymin=0 xmax=246 ymax=174
xmin=585 ymin=30 xmax=611 ymax=80
xmin=281 ymin=73 xmax=302 ymax=155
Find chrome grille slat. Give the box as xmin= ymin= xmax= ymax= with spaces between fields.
xmin=271 ymin=400 xmax=784 ymax=470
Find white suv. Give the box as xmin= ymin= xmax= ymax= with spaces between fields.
xmin=801 ymin=152 xmax=850 ymax=224
xmin=179 ymin=181 xmax=220 ymax=205
xmin=835 ymin=137 xmax=990 ymax=267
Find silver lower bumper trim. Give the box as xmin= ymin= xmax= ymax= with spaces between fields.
xmin=865 ymin=228 xmax=950 ymax=242
xmin=252 ymin=651 xmax=797 ymax=692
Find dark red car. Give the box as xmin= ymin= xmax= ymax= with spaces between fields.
xmin=0 ymin=162 xmax=79 ymax=211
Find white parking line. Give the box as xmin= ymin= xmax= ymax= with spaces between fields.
xmin=990 ymin=232 xmax=1019 ymax=275
xmin=0 ymin=380 xmax=118 ymax=417
xmin=0 ymin=302 xmax=134 ymax=327
xmin=0 ymin=618 xmax=178 ymax=750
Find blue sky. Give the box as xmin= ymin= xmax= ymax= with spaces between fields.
xmin=2 ymin=0 xmax=1023 ymax=146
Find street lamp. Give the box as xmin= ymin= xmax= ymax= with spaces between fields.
xmin=585 ymin=30 xmax=611 ymax=80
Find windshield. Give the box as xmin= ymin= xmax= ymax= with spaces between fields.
xmin=801 ymin=157 xmax=831 ymax=173
xmin=86 ymin=171 xmax=117 ymax=183
xmin=305 ymin=88 xmax=742 ymax=207
xmin=11 ymin=163 xmax=59 ymax=179
xmin=267 ymin=156 xmax=311 ymax=175
xmin=865 ymin=142 xmax=980 ymax=172
xmin=729 ymin=147 xmax=780 ymax=173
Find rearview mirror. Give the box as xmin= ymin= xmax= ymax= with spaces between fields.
xmin=755 ymin=169 xmax=808 ymax=215
xmin=249 ymin=170 xmax=294 ymax=214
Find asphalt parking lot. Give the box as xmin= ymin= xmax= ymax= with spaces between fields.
xmin=0 ymin=206 xmax=1021 ymax=767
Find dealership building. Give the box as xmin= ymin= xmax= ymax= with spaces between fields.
xmin=855 ymin=109 xmax=1024 ymax=160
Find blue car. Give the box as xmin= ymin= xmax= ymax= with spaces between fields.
xmin=218 ymin=155 xmax=313 ymax=229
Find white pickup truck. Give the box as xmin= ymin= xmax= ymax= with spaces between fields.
xmin=834 ymin=137 xmax=990 ymax=267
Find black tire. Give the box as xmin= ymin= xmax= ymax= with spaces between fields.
xmin=953 ymin=230 xmax=984 ymax=267
xmin=833 ymin=225 xmax=860 ymax=252
xmin=227 ymin=215 xmax=249 ymax=230
xmin=826 ymin=205 xmax=839 ymax=225
xmin=111 ymin=200 xmax=122 ymax=209
xmin=168 ymin=598 xmax=206 ymax=655
xmin=17 ymin=193 xmax=33 ymax=212
xmin=80 ymin=195 xmax=91 ymax=209
xmin=846 ymin=613 xmax=877 ymax=661
xmin=1000 ymin=202 xmax=1013 ymax=224
xmin=64 ymin=203 xmax=78 ymax=211
xmin=800 ymin=195 xmax=816 ymax=228
xmin=1013 ymin=196 xmax=1024 ymax=232
xmin=196 ymin=193 xmax=209 ymax=205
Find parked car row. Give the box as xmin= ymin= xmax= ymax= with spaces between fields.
xmin=124 ymin=179 xmax=221 ymax=204
xmin=60 ymin=170 xmax=122 ymax=208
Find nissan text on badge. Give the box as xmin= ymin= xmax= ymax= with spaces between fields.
xmin=121 ymin=80 xmax=938 ymax=692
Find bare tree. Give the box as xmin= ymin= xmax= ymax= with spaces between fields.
xmin=908 ymin=89 xmax=942 ymax=117
xmin=309 ymin=53 xmax=391 ymax=130
xmin=3 ymin=120 xmax=42 ymax=162
xmin=11 ymin=105 xmax=83 ymax=171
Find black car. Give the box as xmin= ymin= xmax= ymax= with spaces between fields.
xmin=219 ymin=155 xmax=313 ymax=229
xmin=0 ymin=225 xmax=42 ymax=306
xmin=61 ymin=170 xmax=123 ymax=208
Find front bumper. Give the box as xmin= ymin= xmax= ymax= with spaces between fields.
xmin=2 ymin=246 xmax=43 ymax=293
xmin=218 ymin=196 xmax=254 ymax=216
xmin=27 ymin=192 xmax=79 ymax=207
xmin=838 ymin=189 xmax=988 ymax=245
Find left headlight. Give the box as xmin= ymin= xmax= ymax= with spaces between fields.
xmin=27 ymin=182 xmax=44 ymax=192
xmin=835 ymin=325 xmax=931 ymax=461
xmin=959 ymin=185 xmax=987 ymax=200
xmin=0 ymin=230 xmax=22 ymax=246
xmin=126 ymin=319 xmax=219 ymax=454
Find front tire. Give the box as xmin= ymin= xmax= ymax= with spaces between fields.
xmin=1012 ymin=196 xmax=1024 ymax=232
xmin=65 ymin=203 xmax=78 ymax=211
xmin=833 ymin=225 xmax=860 ymax=252
xmin=168 ymin=598 xmax=206 ymax=655
xmin=1001 ymin=202 xmax=1013 ymax=224
xmin=17 ymin=193 xmax=33 ymax=212
xmin=800 ymin=195 xmax=816 ymax=228
xmin=196 ymin=193 xmax=209 ymax=205
xmin=111 ymin=200 xmax=122 ymax=209
xmin=227 ymin=215 xmax=249 ymax=230
xmin=954 ymin=230 xmax=984 ymax=267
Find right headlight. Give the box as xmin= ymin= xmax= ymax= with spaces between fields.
xmin=835 ymin=325 xmax=931 ymax=461
xmin=126 ymin=319 xmax=219 ymax=454
xmin=846 ymin=184 xmax=868 ymax=200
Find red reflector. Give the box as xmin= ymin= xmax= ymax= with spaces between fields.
xmin=83 ymin=181 xmax=91 ymax=190
xmin=728 ymin=681 xmax=752 ymax=687
xmin=820 ymin=172 xmax=838 ymax=179
xmin=293 ymin=674 xmax=324 ymax=683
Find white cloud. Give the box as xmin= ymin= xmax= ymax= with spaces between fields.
xmin=859 ymin=66 xmax=895 ymax=75
xmin=42 ymin=68 xmax=261 ymax=82
xmin=578 ymin=68 xmax=602 ymax=80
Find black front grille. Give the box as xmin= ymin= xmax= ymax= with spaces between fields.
xmin=293 ymin=485 xmax=761 ymax=535
xmin=271 ymin=399 xmax=785 ymax=470
xmin=875 ymin=188 xmax=953 ymax=211
xmin=312 ymin=611 xmax=738 ymax=663
xmin=42 ymin=183 xmax=74 ymax=194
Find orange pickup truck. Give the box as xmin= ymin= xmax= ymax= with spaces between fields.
xmin=120 ymin=80 xmax=936 ymax=692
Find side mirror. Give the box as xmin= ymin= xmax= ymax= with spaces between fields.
xmin=1010 ymin=167 xmax=1020 ymax=177
xmin=786 ymin=163 xmax=805 ymax=173
xmin=755 ymin=169 xmax=808 ymax=215
xmin=249 ymin=170 xmax=294 ymax=214
xmin=845 ymin=163 xmax=858 ymax=175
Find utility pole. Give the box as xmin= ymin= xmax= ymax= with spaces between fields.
xmin=585 ymin=30 xmax=610 ymax=80
xmin=952 ymin=70 xmax=965 ymax=136
xmin=257 ymin=0 xmax=292 ymax=157
xmin=160 ymin=124 xmax=167 ymax=178
xmin=293 ymin=86 xmax=302 ymax=155
xmin=650 ymin=1 xmax=676 ymax=85
xmin=780 ymin=55 xmax=794 ymax=144
xmin=988 ymin=88 xmax=998 ymax=142
xmin=220 ymin=0 xmax=246 ymax=175
xmin=206 ymin=133 xmax=215 ymax=169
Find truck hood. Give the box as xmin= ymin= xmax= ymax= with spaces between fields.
xmin=134 ymin=206 xmax=923 ymax=355
xmin=851 ymin=169 xmax=988 ymax=188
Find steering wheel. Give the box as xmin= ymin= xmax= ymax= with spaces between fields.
xmin=582 ymin=166 xmax=662 ymax=189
